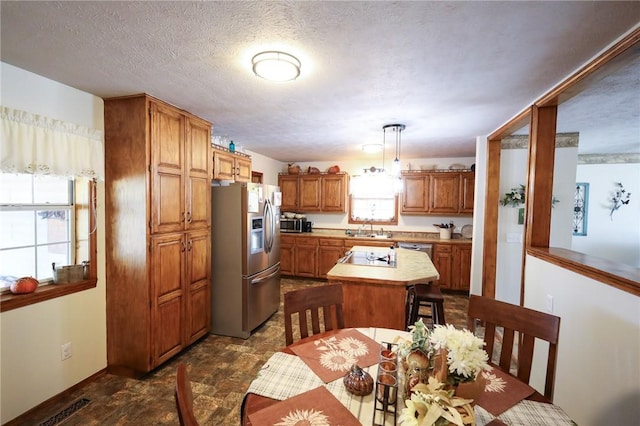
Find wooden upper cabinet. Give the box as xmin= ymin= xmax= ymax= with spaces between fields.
xmin=430 ymin=173 xmax=460 ymax=214
xmin=185 ymin=117 xmax=212 ymax=230
xmin=459 ymin=172 xmax=475 ymax=214
xmin=278 ymin=175 xmax=300 ymax=211
xmin=151 ymin=102 xmax=186 ymax=234
xmin=235 ymin=156 xmax=252 ymax=182
xmin=212 ymin=147 xmax=252 ymax=182
xmin=321 ymin=174 xmax=348 ymax=212
xmin=402 ymin=175 xmax=429 ymax=212
xmin=299 ymin=175 xmax=322 ymax=211
xmin=279 ymin=173 xmax=349 ymax=213
xmin=401 ymin=171 xmax=474 ymax=215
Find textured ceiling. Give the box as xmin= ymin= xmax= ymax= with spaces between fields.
xmin=1 ymin=1 xmax=639 ymax=162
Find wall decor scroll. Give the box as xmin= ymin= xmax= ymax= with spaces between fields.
xmin=573 ymin=183 xmax=589 ymax=236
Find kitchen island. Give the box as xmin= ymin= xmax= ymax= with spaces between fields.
xmin=327 ymin=245 xmax=439 ymax=329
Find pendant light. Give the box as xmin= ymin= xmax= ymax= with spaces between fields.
xmin=383 ymin=124 xmax=405 ymax=176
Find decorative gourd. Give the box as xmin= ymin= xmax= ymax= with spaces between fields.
xmin=327 ymin=165 xmax=340 ymax=174
xmin=10 ymin=276 xmax=39 ymax=294
xmin=287 ymin=163 xmax=301 ymax=174
xmin=343 ymin=364 xmax=374 ymax=396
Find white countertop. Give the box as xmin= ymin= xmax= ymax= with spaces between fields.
xmin=327 ymin=246 xmax=440 ymax=285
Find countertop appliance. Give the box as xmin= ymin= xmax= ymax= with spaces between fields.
xmin=280 ymin=217 xmax=313 ymax=233
xmin=397 ymin=242 xmax=433 ymax=259
xmin=210 ymin=182 xmax=281 ymax=338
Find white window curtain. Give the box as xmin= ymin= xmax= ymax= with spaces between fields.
xmin=0 ymin=106 xmax=104 ymax=180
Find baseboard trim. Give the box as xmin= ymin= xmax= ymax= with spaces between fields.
xmin=3 ymin=368 xmax=107 ymax=426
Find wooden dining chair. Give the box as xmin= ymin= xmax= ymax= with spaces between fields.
xmin=284 ymin=283 xmax=345 ymax=345
xmin=467 ymin=294 xmax=561 ymax=402
xmin=174 ymin=363 xmax=199 ymax=426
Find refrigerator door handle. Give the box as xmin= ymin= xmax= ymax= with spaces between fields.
xmin=250 ymin=267 xmax=280 ymax=284
xmin=264 ymin=198 xmax=274 ymax=254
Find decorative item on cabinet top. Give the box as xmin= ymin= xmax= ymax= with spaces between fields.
xmin=212 ymin=142 xmax=251 ymax=158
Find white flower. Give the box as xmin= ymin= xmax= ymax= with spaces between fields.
xmin=319 ymin=349 xmax=356 ymax=372
xmin=274 ymin=409 xmax=330 ymax=426
xmin=430 ymin=324 xmax=489 ymax=380
xmin=481 ymin=370 xmax=506 ymax=393
xmin=338 ymin=336 xmax=369 ymax=356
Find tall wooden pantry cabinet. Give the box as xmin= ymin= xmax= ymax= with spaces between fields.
xmin=104 ymin=94 xmax=212 ymax=377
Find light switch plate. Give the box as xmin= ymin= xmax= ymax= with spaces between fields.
xmin=506 ymin=232 xmax=522 ymax=243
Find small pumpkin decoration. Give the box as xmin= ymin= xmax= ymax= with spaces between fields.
xmin=327 ymin=165 xmax=340 ymax=174
xmin=307 ymin=166 xmax=321 ymax=174
xmin=343 ymin=364 xmax=373 ymax=396
xmin=10 ymin=276 xmax=39 ymax=294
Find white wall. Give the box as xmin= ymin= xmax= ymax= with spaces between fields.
xmin=573 ymin=163 xmax=640 ymax=267
xmin=496 ymin=148 xmax=528 ymax=304
xmin=524 ymin=256 xmax=640 ymax=425
xmin=0 ymin=62 xmax=107 ymax=423
xmin=469 ymin=136 xmax=487 ymax=297
xmin=245 ymin=149 xmax=284 ymax=186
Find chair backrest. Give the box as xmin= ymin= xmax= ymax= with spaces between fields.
xmin=174 ymin=363 xmax=199 ymax=426
xmin=467 ymin=294 xmax=561 ymax=401
xmin=284 ymin=283 xmax=345 ymax=345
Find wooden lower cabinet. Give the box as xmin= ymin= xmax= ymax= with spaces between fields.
xmin=281 ymin=235 xmax=471 ymax=287
xmin=150 ymin=229 xmax=211 ymax=369
xmin=432 ymin=243 xmax=471 ymax=290
xmin=432 ymin=244 xmax=453 ymax=289
xmin=318 ymin=238 xmax=345 ymax=277
xmin=280 ymin=235 xmax=296 ymax=275
xmin=295 ymin=237 xmax=319 ymax=277
xmin=452 ymin=244 xmax=472 ymax=290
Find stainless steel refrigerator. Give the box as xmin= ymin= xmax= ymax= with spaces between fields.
xmin=210 ymin=182 xmax=281 ymax=338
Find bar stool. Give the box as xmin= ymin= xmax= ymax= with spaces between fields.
xmin=406 ymin=283 xmax=446 ymax=328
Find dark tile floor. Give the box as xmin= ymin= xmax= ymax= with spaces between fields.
xmin=20 ymin=279 xmax=468 ymax=426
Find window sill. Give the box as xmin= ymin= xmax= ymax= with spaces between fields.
xmin=527 ymin=246 xmax=640 ymax=297
xmin=0 ymin=279 xmax=97 ymax=313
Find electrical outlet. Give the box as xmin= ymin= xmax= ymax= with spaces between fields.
xmin=546 ymin=295 xmax=554 ymax=313
xmin=61 ymin=342 xmax=72 ymax=360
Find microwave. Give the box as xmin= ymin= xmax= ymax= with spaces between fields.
xmin=280 ymin=218 xmax=312 ymax=233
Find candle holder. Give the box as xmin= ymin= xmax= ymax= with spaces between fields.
xmin=373 ymin=342 xmax=399 ymax=425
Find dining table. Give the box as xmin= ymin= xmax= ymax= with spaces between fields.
xmin=241 ymin=327 xmax=575 ymax=426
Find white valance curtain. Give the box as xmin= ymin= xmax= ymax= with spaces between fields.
xmin=0 ymin=106 xmax=104 ymax=180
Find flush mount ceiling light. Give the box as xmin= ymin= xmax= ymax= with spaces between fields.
xmin=383 ymin=123 xmax=405 ymax=176
xmin=252 ymin=51 xmax=301 ymax=82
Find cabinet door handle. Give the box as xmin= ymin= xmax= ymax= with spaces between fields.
xmin=188 ymin=240 xmax=193 ymax=251
xmin=236 ymin=167 xmax=240 ymax=175
xmin=186 ymin=212 xmax=192 ymax=223
xmin=181 ymin=241 xmax=186 ymax=252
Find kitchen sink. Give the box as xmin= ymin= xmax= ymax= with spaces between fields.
xmin=338 ymin=250 xmax=396 ymax=268
xmin=347 ymin=233 xmax=392 ymax=239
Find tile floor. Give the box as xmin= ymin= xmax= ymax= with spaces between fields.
xmin=18 ymin=278 xmax=469 ymax=426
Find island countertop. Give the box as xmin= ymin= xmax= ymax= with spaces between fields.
xmin=326 ymin=245 xmax=440 ymax=285
xmin=327 ymin=246 xmax=439 ymax=329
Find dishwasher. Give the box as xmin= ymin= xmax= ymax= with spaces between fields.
xmin=397 ymin=242 xmax=433 ymax=259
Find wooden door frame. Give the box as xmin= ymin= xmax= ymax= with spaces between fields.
xmin=481 ymin=28 xmax=640 ymax=301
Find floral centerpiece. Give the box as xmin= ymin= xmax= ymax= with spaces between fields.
xmin=396 ymin=321 xmax=490 ymax=426
xmin=500 ymin=184 xmax=526 ymax=207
